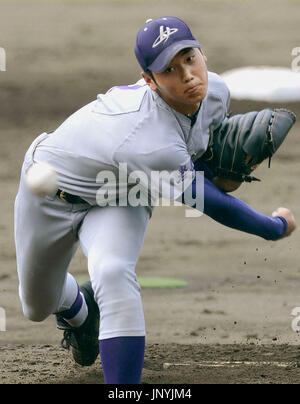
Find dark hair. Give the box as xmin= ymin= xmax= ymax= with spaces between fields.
xmin=145 ymin=69 xmax=157 ymax=84
xmin=145 ymin=69 xmax=154 ymax=79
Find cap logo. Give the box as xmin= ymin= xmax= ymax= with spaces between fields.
xmin=152 ymin=25 xmax=178 ymax=48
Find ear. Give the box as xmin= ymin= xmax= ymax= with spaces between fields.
xmin=141 ymin=71 xmax=158 ymax=91
xmin=199 ymin=48 xmax=208 ymax=63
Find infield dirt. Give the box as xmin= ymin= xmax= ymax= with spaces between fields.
xmin=1 ymin=0 xmax=300 ymax=384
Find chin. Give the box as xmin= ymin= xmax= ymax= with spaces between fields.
xmin=188 ymin=93 xmax=206 ymax=105
xmin=190 ymin=87 xmax=207 ymax=103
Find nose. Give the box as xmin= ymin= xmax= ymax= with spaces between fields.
xmin=181 ymin=66 xmax=193 ymax=83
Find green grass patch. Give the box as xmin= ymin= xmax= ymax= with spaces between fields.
xmin=75 ymin=275 xmax=188 ymax=289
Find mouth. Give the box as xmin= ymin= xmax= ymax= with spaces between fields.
xmin=185 ymin=84 xmax=201 ymax=94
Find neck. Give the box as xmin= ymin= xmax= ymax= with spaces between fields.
xmin=166 ymin=100 xmax=201 ymax=117
xmin=178 ymin=103 xmax=201 ymax=117
xmin=155 ymin=90 xmax=201 ymax=117
xmin=186 ymin=105 xmax=201 ymax=117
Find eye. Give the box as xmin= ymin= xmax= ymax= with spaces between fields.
xmin=186 ymin=54 xmax=195 ymax=63
xmin=164 ymin=66 xmax=175 ymax=73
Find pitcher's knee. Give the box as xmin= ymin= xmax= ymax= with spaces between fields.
xmin=88 ymin=255 xmax=139 ymax=299
xmin=88 ymin=256 xmax=145 ymax=338
xmin=22 ymin=305 xmax=50 ymax=322
xmin=18 ymin=283 xmax=60 ymax=322
xmin=20 ymin=294 xmax=54 ymax=322
xmin=99 ymin=260 xmax=129 ymax=284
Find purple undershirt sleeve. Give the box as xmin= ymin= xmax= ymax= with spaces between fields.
xmin=181 ymin=160 xmax=287 ymax=241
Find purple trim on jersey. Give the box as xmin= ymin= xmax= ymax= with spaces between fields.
xmin=59 ymin=285 xmax=83 ymax=320
xmin=107 ymin=83 xmax=147 ymax=93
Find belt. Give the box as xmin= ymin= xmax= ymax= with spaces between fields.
xmin=56 ymin=189 xmax=87 ymax=204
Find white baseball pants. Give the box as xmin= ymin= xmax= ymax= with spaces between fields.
xmin=14 ymin=135 xmax=150 ymax=340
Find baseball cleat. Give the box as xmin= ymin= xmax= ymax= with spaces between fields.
xmin=56 ymin=281 xmax=100 ymax=366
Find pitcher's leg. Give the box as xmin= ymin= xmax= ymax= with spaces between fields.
xmin=14 ymin=167 xmax=85 ymax=322
xmin=79 ymin=205 xmax=150 ymax=383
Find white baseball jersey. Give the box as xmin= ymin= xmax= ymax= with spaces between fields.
xmin=15 ymin=70 xmax=230 ymax=341
xmin=34 ymin=71 xmax=230 ymax=205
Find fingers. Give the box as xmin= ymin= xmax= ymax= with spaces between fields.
xmin=272 ymin=207 xmax=296 ymax=238
xmin=272 ymin=208 xmax=281 ymax=217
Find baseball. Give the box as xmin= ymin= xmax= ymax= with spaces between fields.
xmin=25 ymin=162 xmax=58 ymax=197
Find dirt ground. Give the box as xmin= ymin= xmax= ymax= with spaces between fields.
xmin=1 ymin=0 xmax=300 ymax=385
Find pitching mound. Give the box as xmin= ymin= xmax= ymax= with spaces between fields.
xmin=1 ymin=343 xmax=300 ymax=384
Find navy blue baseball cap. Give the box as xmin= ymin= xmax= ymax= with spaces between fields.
xmin=135 ymin=16 xmax=201 ymax=73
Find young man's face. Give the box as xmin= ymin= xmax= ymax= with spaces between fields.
xmin=142 ymin=48 xmax=208 ymax=116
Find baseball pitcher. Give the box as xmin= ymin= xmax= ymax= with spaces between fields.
xmin=14 ymin=17 xmax=296 ymax=384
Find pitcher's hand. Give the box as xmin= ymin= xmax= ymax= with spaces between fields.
xmin=272 ymin=207 xmax=296 ymax=238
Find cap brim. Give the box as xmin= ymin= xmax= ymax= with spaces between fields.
xmin=148 ymin=40 xmax=201 ymax=73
